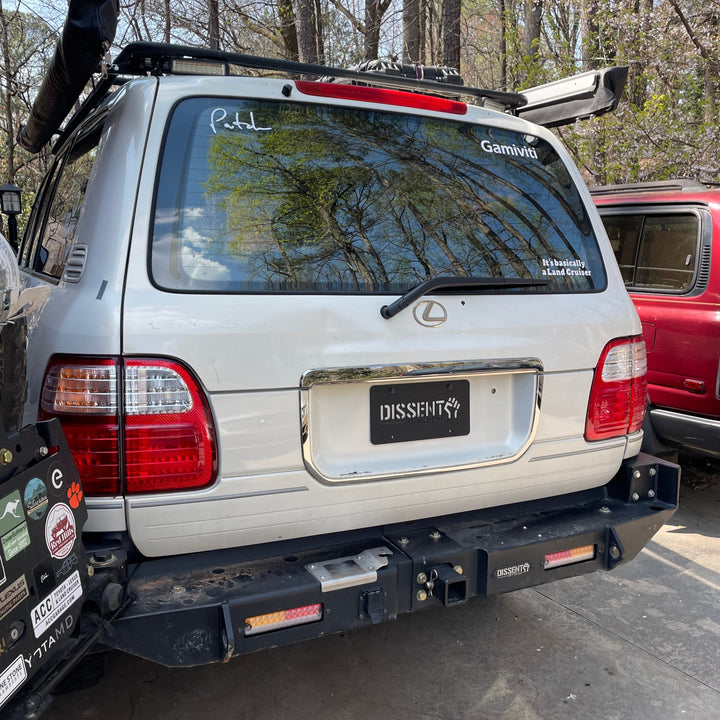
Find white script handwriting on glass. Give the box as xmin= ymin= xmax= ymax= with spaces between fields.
xmin=209 ymin=109 xmax=272 ymax=135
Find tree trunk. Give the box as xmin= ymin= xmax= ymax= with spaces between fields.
xmin=522 ymin=0 xmax=543 ymax=60
xmin=499 ymin=0 xmax=507 ymax=89
xmin=313 ymin=0 xmax=325 ymax=63
xmin=403 ymin=0 xmax=421 ymax=63
xmin=581 ymin=0 xmax=600 ymax=70
xmin=0 ymin=0 xmax=15 ymax=182
xmin=442 ymin=0 xmax=461 ymax=70
xmin=278 ymin=0 xmax=299 ymax=60
xmin=164 ymin=0 xmax=171 ymax=43
xmin=365 ymin=0 xmax=381 ymax=60
xmin=208 ymin=0 xmax=220 ymax=49
xmin=297 ymin=0 xmax=319 ymax=63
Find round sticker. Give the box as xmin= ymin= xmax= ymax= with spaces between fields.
xmin=46 ymin=461 xmax=67 ymax=497
xmin=24 ymin=477 xmax=49 ymax=520
xmin=45 ymin=503 xmax=77 ymax=559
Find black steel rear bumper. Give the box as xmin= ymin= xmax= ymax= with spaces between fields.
xmin=105 ymin=453 xmax=679 ymax=667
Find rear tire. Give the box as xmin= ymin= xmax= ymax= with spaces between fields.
xmin=0 ymin=317 xmax=27 ymax=434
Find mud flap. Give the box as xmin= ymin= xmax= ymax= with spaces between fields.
xmin=0 ymin=421 xmax=94 ymax=717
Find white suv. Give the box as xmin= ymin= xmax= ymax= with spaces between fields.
xmin=14 ymin=41 xmax=678 ymax=667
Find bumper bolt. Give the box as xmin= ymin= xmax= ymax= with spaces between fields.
xmin=429 ymin=530 xmax=441 ymax=540
xmin=398 ymin=537 xmax=409 ymax=545
xmin=87 ymin=565 xmax=95 ymax=577
xmin=649 ymin=468 xmax=657 ymax=477
xmin=609 ymin=545 xmax=621 ymax=561
xmin=631 ymin=492 xmax=640 ymax=502
xmin=417 ymin=589 xmax=428 ymax=602
xmin=599 ymin=506 xmax=611 ymax=514
xmin=648 ymin=489 xmax=656 ymax=498
xmin=171 ymin=585 xmax=185 ymax=594
xmin=453 ymin=565 xmax=463 ymax=575
xmin=633 ymin=469 xmax=642 ymax=480
xmin=417 ymin=572 xmax=427 ymax=585
xmin=39 ymin=445 xmax=49 ymax=457
xmin=0 ymin=449 xmax=12 ymax=465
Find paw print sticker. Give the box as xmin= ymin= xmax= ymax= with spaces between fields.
xmin=67 ymin=482 xmax=83 ymax=509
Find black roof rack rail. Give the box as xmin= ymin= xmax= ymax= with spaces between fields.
xmin=589 ymin=179 xmax=708 ymax=195
xmin=112 ymin=42 xmax=527 ymax=107
xmin=51 ymin=42 xmax=526 ymax=154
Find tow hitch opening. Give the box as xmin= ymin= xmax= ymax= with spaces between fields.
xmin=431 ymin=565 xmax=469 ymax=607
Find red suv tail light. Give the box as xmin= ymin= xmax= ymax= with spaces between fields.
xmin=40 ymin=357 xmax=217 ymax=496
xmin=585 ymin=337 xmax=648 ymax=441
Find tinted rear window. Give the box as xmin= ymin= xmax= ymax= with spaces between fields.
xmin=151 ymin=97 xmax=605 ymax=293
xmin=601 ymin=212 xmax=700 ymax=292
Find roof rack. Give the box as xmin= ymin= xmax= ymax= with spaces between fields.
xmin=50 ymin=42 xmax=528 ymax=155
xmin=589 ymin=179 xmax=709 ymax=195
xmin=113 ymin=42 xmax=526 ymax=106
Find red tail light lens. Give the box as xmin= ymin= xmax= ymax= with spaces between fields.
xmin=295 ymin=80 xmax=468 ymax=115
xmin=585 ymin=337 xmax=648 ymax=441
xmin=40 ymin=357 xmax=217 ymax=496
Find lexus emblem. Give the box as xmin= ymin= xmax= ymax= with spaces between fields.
xmin=413 ymin=300 xmax=447 ymax=327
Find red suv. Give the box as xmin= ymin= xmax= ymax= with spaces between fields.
xmin=592 ymin=180 xmax=719 ymax=459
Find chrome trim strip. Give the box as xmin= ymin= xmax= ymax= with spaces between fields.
xmin=651 ymin=408 xmax=720 ymax=432
xmin=128 ymin=486 xmax=309 ymax=509
xmin=529 ymin=440 xmax=625 ymax=462
xmin=86 ymin=500 xmax=124 ymax=510
xmin=301 ymin=358 xmax=543 ymax=388
xmin=301 ymin=359 xmax=543 ymax=483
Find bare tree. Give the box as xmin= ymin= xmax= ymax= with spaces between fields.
xmin=403 ymin=0 xmax=422 ymax=62
xmin=442 ymin=0 xmax=461 ymax=69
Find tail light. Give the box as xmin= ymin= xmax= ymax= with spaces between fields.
xmin=40 ymin=357 xmax=217 ymax=496
xmin=585 ymin=337 xmax=647 ymax=441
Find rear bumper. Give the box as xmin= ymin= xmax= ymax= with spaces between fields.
xmin=650 ymin=407 xmax=720 ymax=459
xmin=105 ymin=453 xmax=679 ymax=667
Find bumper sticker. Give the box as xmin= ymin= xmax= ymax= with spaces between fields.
xmin=0 ymin=576 xmax=29 ymax=623
xmin=31 ymin=571 xmax=82 ymax=639
xmin=0 ymin=655 xmax=26 ymax=708
xmin=23 ymin=478 xmax=48 ymax=521
xmin=44 ymin=503 xmax=76 ymax=560
xmin=0 ymin=491 xmax=24 ymax=535
xmin=2 ymin=523 xmax=31 ymax=562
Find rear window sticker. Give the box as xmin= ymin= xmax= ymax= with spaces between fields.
xmin=31 ymin=571 xmax=82 ymax=639
xmin=44 ymin=504 xmax=76 ymax=560
xmin=541 ymin=257 xmax=592 ymax=277
xmin=0 ymin=491 xmax=24 ymax=536
xmin=0 ymin=576 xmax=29 ymax=623
xmin=23 ymin=478 xmax=49 ymax=521
xmin=480 ymin=139 xmax=539 ymax=159
xmin=0 ymin=655 xmax=26 ymax=709
xmin=209 ymin=108 xmax=272 ymax=135
xmin=2 ymin=523 xmax=31 ymax=562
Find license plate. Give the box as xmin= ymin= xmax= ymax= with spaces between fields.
xmin=370 ymin=380 xmax=470 ymax=444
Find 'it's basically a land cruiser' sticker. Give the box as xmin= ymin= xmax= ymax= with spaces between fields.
xmin=541 ymin=258 xmax=592 ymax=277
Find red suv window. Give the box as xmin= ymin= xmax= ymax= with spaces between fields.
xmin=602 ymin=212 xmax=700 ymax=292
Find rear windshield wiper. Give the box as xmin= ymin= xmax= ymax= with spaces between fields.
xmin=380 ymin=276 xmax=549 ymax=319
